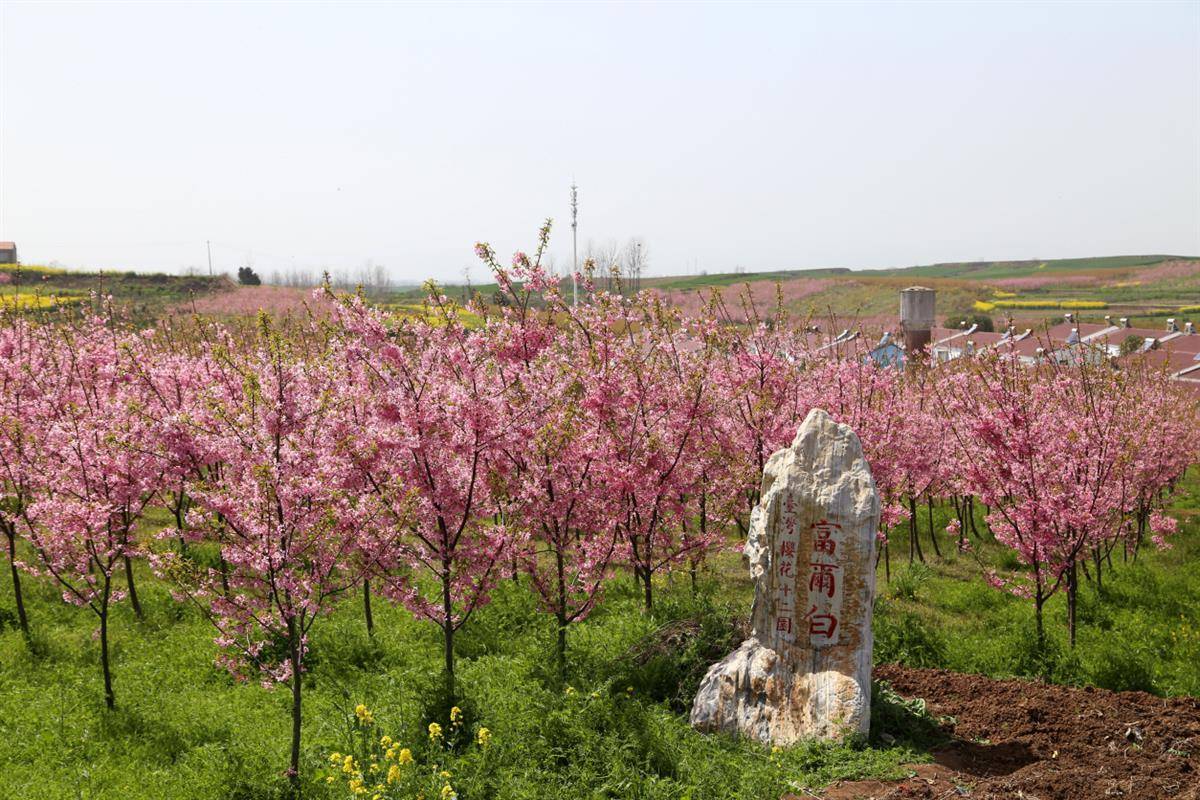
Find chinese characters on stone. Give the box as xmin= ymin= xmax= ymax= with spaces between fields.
xmin=774 ymin=513 xmax=842 ymax=648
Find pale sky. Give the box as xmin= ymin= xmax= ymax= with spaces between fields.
xmin=1 ymin=1 xmax=1197 ymax=282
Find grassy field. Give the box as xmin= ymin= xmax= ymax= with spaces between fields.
xmin=1 ymin=469 xmax=1196 ymax=800
xmin=0 ymin=266 xmax=230 ymax=322
xmin=0 ymin=511 xmax=932 ymax=800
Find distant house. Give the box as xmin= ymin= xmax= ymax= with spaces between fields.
xmin=0 ymin=242 xmax=15 ymax=264
xmin=866 ymin=331 xmax=905 ymax=369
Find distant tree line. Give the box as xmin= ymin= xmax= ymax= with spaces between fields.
xmin=268 ymin=261 xmax=395 ymax=296
xmin=579 ymin=237 xmax=649 ymax=295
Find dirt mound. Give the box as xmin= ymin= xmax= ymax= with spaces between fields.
xmin=804 ymin=664 xmax=1200 ymax=800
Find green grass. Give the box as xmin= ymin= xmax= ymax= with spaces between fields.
xmin=2 ymin=474 xmax=1197 ymax=798
xmin=0 ymin=527 xmax=929 ymax=800
xmin=870 ymin=254 xmax=1189 ymax=280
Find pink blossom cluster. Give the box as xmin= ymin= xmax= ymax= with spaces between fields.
xmin=1132 ymin=259 xmax=1200 ymax=284
xmin=654 ymin=278 xmax=829 ymax=321
xmin=177 ymin=284 xmax=320 ymax=317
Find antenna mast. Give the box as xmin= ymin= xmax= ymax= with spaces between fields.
xmin=570 ymin=181 xmax=578 ymax=305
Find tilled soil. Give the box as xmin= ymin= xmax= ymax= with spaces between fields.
xmin=806 ymin=664 xmax=1200 ymax=800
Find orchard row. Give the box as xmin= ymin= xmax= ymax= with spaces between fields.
xmin=1 ymin=232 xmax=1196 ymax=784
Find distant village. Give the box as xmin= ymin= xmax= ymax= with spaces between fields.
xmin=829 ymin=287 xmax=1200 ymax=392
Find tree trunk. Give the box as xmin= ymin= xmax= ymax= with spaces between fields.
xmin=441 ymin=566 xmax=456 ymax=699
xmin=1034 ymin=589 xmax=1046 ymax=661
xmin=926 ymin=496 xmax=942 ymax=558
xmin=908 ymin=497 xmax=924 ymax=563
xmin=642 ymin=565 xmax=653 ymax=612
xmin=5 ymin=525 xmax=29 ymax=638
xmin=554 ymin=546 xmax=568 ymax=682
xmin=1132 ymin=511 xmax=1146 ymax=563
xmin=1067 ymin=561 xmax=1077 ymax=648
xmin=287 ymin=617 xmax=303 ymax=796
xmin=362 ymin=579 xmax=374 ymax=637
xmin=556 ymin=612 xmax=568 ymax=684
xmin=124 ymin=554 xmax=143 ymax=620
xmin=172 ymin=495 xmax=188 ymax=556
xmin=100 ymin=575 xmax=115 ymax=710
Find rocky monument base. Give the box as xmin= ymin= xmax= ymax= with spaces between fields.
xmin=690 ymin=408 xmax=880 ymax=745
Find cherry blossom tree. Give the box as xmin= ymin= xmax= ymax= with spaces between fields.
xmin=18 ymin=310 xmax=165 ymax=707
xmin=594 ymin=291 xmax=725 ymax=611
xmin=473 ymin=241 xmax=624 ymax=678
xmin=938 ymin=355 xmax=1131 ymax=648
xmin=0 ymin=313 xmax=45 ymax=638
xmin=152 ymin=315 xmax=367 ymax=786
xmin=326 ymin=285 xmax=514 ymax=698
xmin=711 ymin=287 xmax=808 ymax=536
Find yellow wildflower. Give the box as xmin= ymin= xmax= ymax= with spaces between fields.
xmin=626 ymin=686 xmax=634 ymax=694
xmin=368 ymin=761 xmax=379 ymax=774
xmin=428 ymin=722 xmax=443 ymax=742
xmin=330 ymin=752 xmax=342 ymax=764
xmin=380 ymin=735 xmax=393 ymax=748
xmin=476 ymin=727 xmax=492 ymax=748
xmin=565 ymin=685 xmax=576 ymax=695
xmin=440 ymin=783 xmax=456 ymax=800
xmin=398 ymin=747 xmax=414 ymax=765
xmin=450 ymin=706 xmax=463 ymax=726
xmin=342 ymin=755 xmax=356 ymax=774
xmin=439 ymin=770 xmax=451 ymax=779
xmin=387 ymin=764 xmax=401 ymax=785
xmin=325 ymin=776 xmax=335 ymax=784
xmin=354 ymin=704 xmax=375 ymax=725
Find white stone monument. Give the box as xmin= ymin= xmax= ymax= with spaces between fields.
xmin=690 ymin=408 xmax=880 ymax=744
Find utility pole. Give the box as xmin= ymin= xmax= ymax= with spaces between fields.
xmin=206 ymin=240 xmax=213 ymax=276
xmin=570 ymin=181 xmax=578 ymax=306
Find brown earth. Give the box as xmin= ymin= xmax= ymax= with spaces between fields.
xmin=792 ymin=664 xmax=1200 ymax=800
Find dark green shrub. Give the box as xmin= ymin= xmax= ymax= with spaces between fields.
xmin=873 ymin=609 xmax=948 ymax=668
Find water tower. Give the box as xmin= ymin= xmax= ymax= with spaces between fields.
xmin=900 ymin=286 xmax=936 ymax=357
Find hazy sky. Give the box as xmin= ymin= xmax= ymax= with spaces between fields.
xmin=1 ymin=1 xmax=1197 ymax=282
